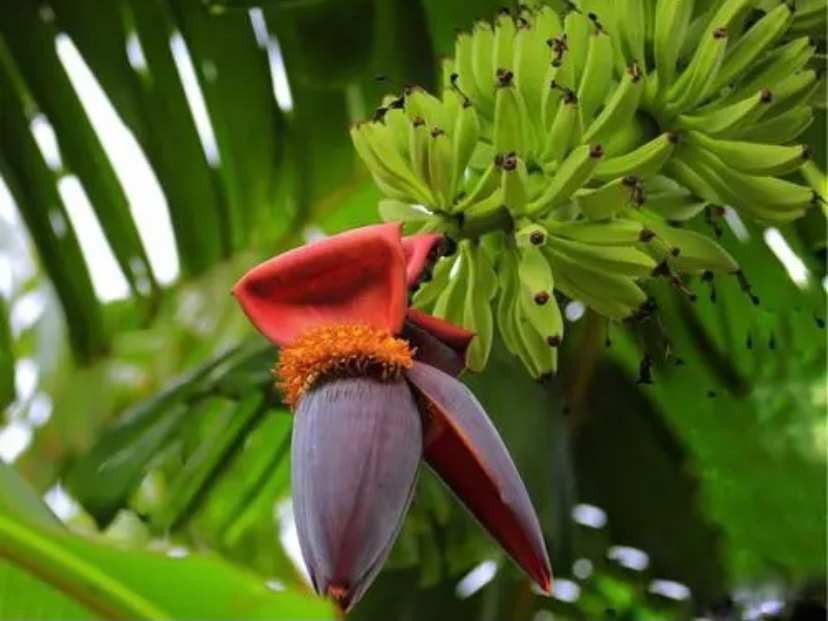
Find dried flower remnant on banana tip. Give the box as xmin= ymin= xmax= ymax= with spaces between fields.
xmin=351 ymin=1 xmax=826 ymax=378
xmin=231 ymin=223 xmax=552 ymax=612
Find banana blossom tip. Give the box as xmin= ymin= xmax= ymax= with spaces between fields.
xmin=232 ymin=223 xmax=552 ymax=611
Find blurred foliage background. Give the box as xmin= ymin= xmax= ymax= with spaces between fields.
xmin=0 ymin=0 xmax=825 ymax=619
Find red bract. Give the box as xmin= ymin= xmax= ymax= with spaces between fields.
xmin=232 ymin=223 xmax=552 ymax=612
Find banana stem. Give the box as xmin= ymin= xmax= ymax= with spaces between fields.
xmin=456 ymin=205 xmax=513 ymax=239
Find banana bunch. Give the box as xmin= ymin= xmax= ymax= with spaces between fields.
xmin=354 ymin=4 xmax=673 ymax=229
xmin=626 ymin=0 xmax=824 ymax=222
xmin=450 ymin=4 xmax=670 ymax=216
xmin=496 ymin=219 xmax=658 ymax=377
xmin=350 ymin=86 xmax=481 ymax=215
xmin=351 ymin=0 xmax=826 ymax=378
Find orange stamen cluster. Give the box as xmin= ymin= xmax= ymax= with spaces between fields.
xmin=276 ymin=323 xmax=414 ymax=407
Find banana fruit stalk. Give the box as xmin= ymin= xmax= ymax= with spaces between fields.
xmin=350 ymin=0 xmax=825 ymax=378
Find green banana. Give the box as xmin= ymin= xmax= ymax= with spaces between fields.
xmin=517 ymin=246 xmax=564 ymax=349
xmin=455 ymin=32 xmax=485 ymax=109
xmin=498 ymin=244 xmax=555 ymax=376
xmin=582 ymin=63 xmax=644 ymax=152
xmin=678 ymin=89 xmax=773 ymax=136
xmin=534 ymin=4 xmax=564 ymax=39
xmin=725 ymin=173 xmax=815 ymax=222
xmin=700 ymin=0 xmax=757 ymax=38
xmin=405 ymin=87 xmax=446 ymax=127
xmin=653 ymin=0 xmax=694 ymax=88
xmin=471 ymin=21 xmax=496 ymax=112
xmin=642 ymin=220 xmax=739 ymax=274
xmin=451 ymin=102 xmax=480 ymax=199
xmin=727 ymin=36 xmax=815 ymax=104
xmin=544 ymin=244 xmax=648 ymax=321
xmin=789 ymin=0 xmax=826 ymax=35
xmin=501 ymin=154 xmax=530 ymax=216
xmin=494 ymin=10 xmax=517 ymax=73
xmin=542 ymin=90 xmax=582 ymax=163
xmin=541 ymin=69 xmax=563 ymax=132
xmin=493 ymin=74 xmax=530 ymax=155
xmin=413 ymin=219 xmax=446 ymax=235
xmin=615 ymin=0 xmax=647 ymax=70
xmin=515 ymin=305 xmax=558 ymax=376
xmin=577 ymin=24 xmax=613 ymax=122
xmin=432 ymin=247 xmax=468 ymax=321
xmin=551 ymin=236 xmax=657 ymax=278
xmin=517 ymin=244 xmax=562 ymax=364
xmin=514 ymin=22 xmax=552 ymax=134
xmin=469 ymin=141 xmax=496 ymax=172
xmin=496 ymin=244 xmax=523 ymax=356
xmin=514 ymin=19 xmax=551 ymax=129
xmin=767 ymin=69 xmax=818 ymax=114
xmin=597 ymin=3 xmax=628 ymax=75
xmin=442 ymin=88 xmax=462 ymax=125
xmin=530 ymin=143 xmax=604 ymax=215
xmin=351 ymin=122 xmax=433 ymax=204
xmin=563 ymin=9 xmax=591 ymax=86
xmin=546 ymin=219 xmax=645 ymax=245
xmin=791 ymin=0 xmax=826 ymax=21
xmin=382 ymin=106 xmax=411 ymax=159
xmin=687 ymin=130 xmax=810 ymax=176
xmin=574 ymin=176 xmax=646 ymax=220
xmin=428 ymin=127 xmax=454 ymax=208
xmin=409 ymin=118 xmax=431 ymax=189
xmin=634 ymin=225 xmax=678 ymax=261
xmin=645 ymin=199 xmax=708 ymax=222
xmin=706 ymin=2 xmax=794 ymax=96
xmin=518 ymin=289 xmax=564 ymax=358
xmin=642 ymin=178 xmax=708 ymax=220
xmin=811 ymin=71 xmax=826 ymax=109
xmin=463 ymin=242 xmax=497 ymax=371
xmin=684 ymin=141 xmax=814 ymax=208
xmin=518 ymin=243 xmax=555 ymax=297
xmin=678 ymin=6 xmax=712 ymax=61
xmin=742 ymin=104 xmax=813 ymax=143
xmin=594 ymin=132 xmax=677 ymax=181
xmin=664 ymin=158 xmax=722 ymax=205
xmin=667 ymin=27 xmax=729 ymax=112
xmin=677 ymin=145 xmax=815 ymax=222
xmin=802 ymin=160 xmax=828 ymax=203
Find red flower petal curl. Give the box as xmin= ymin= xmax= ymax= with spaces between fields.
xmin=232 ymin=223 xmax=407 ymax=346
xmin=405 ymin=362 xmax=552 ymax=593
xmin=406 ymin=309 xmax=475 ymax=364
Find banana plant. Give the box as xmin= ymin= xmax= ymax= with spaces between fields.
xmin=0 ymin=0 xmax=825 ymax=619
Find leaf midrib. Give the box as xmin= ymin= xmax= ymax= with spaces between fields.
xmin=0 ymin=514 xmax=170 ymax=620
